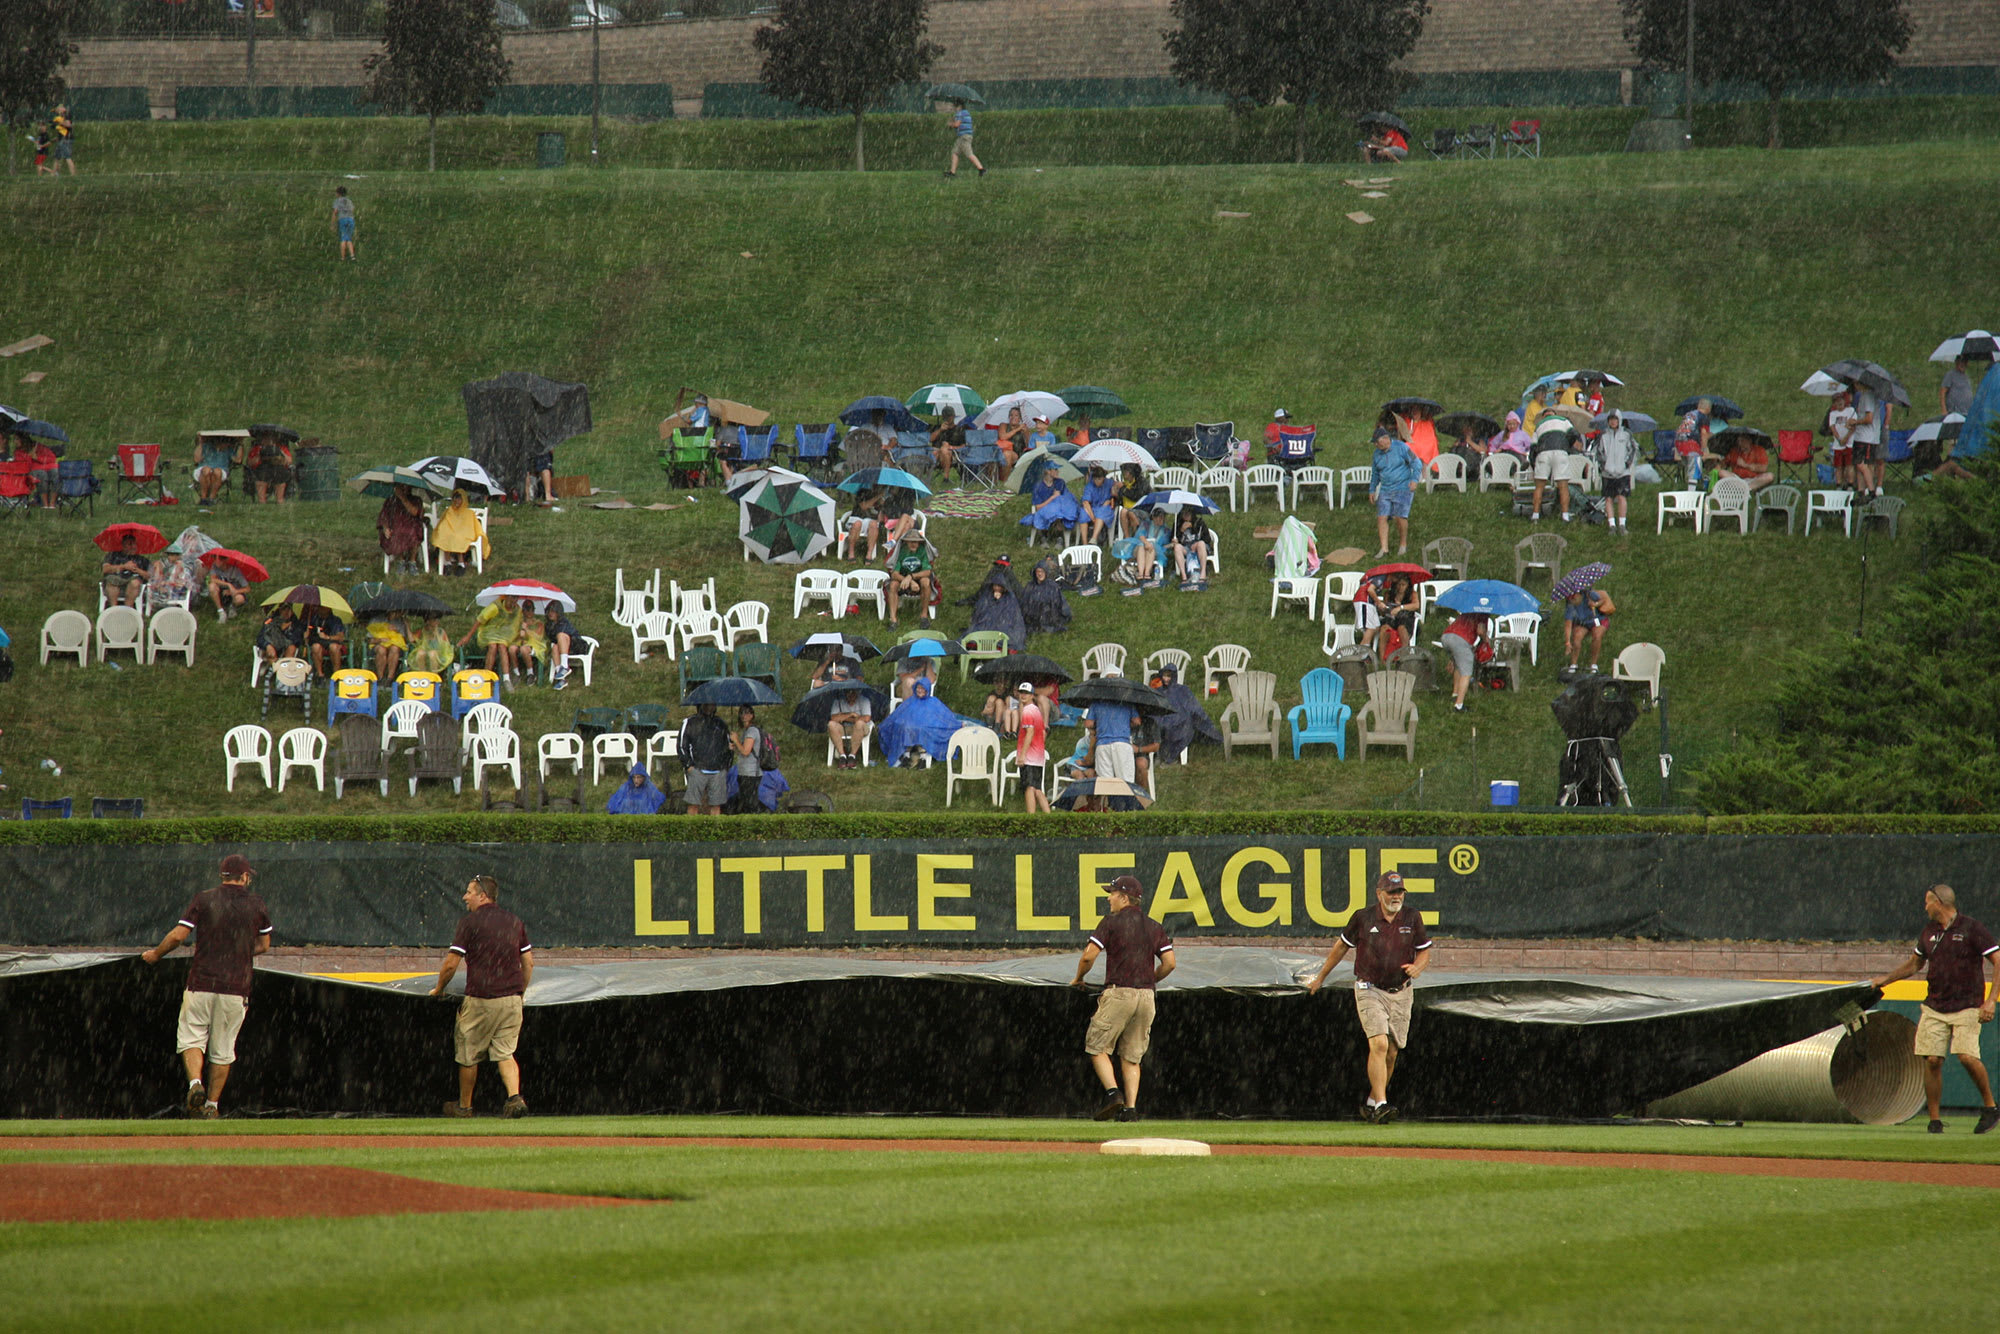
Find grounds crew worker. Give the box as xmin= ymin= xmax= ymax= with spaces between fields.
xmin=1869 ymin=884 xmax=1999 ymax=1135
xmin=1307 ymin=871 xmax=1432 ymax=1124
xmin=141 ymin=853 xmax=272 ymax=1119
xmin=431 ymin=875 xmax=533 ymax=1118
xmin=1072 ymin=875 xmax=1174 ymax=1122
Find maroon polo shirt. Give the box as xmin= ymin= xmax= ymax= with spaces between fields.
xmin=178 ymin=883 xmax=272 ymax=1001
xmin=450 ymin=902 xmax=532 ymax=999
xmin=1339 ymin=903 xmax=1431 ymax=991
xmin=1916 ymin=914 xmax=1998 ymax=1014
xmin=1089 ymin=906 xmax=1173 ymax=990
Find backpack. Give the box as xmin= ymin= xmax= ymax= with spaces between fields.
xmin=756 ymin=729 xmax=780 ymax=772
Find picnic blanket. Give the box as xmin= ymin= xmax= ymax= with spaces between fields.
xmin=925 ymin=489 xmax=1015 ymax=520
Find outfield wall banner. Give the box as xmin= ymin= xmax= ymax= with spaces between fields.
xmin=2 ymin=835 xmax=1989 ymax=948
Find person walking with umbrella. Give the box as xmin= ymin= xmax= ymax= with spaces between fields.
xmin=943 ymin=96 xmax=984 ymax=179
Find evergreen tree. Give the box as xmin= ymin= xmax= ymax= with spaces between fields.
xmin=363 ymin=0 xmax=511 ymax=171
xmin=753 ymin=0 xmax=942 ymax=172
xmin=0 ymin=0 xmax=80 ymax=177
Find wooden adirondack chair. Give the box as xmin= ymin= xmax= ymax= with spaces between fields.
xmin=407 ymin=711 xmax=462 ymax=796
xmin=1219 ymin=669 xmax=1281 ymax=759
xmin=332 ymin=713 xmax=389 ymax=799
xmin=1356 ymin=670 xmax=1419 ymax=762
xmin=1286 ymin=667 xmax=1352 ymax=760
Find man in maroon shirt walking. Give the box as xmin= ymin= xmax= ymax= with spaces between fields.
xmin=1072 ymin=875 xmax=1175 ymax=1122
xmin=1307 ymin=871 xmax=1432 ymax=1123
xmin=141 ymin=853 xmax=272 ymax=1119
xmin=1870 ymin=884 xmax=1999 ymax=1134
xmin=429 ymin=875 xmax=534 ymax=1118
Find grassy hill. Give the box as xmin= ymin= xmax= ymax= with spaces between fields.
xmin=0 ymin=133 xmax=1986 ymax=816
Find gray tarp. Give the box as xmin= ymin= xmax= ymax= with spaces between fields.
xmin=460 ymin=372 xmax=592 ymax=498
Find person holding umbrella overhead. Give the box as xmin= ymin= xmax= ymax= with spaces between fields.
xmin=95 ymin=523 xmax=165 ymax=608
xmin=944 ymin=97 xmax=984 ymax=179
xmin=1555 ymin=563 xmax=1616 ymax=674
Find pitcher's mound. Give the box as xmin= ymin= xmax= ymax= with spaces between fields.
xmin=0 ymin=1164 xmax=656 ymax=1223
xmin=1099 ymin=1138 xmax=1211 ymax=1157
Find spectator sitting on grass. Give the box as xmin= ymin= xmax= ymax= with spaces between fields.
xmin=100 ymin=535 xmax=150 ymax=609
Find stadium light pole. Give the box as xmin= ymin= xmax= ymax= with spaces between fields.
xmin=1684 ymin=0 xmax=1694 ymax=136
xmin=590 ymin=3 xmax=601 ymax=165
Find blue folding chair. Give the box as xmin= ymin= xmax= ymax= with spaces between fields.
xmin=793 ymin=423 xmax=838 ymax=479
xmin=1192 ymin=422 xmax=1235 ymax=464
xmin=1274 ymin=427 xmax=1317 ymax=470
xmin=22 ymin=798 xmax=72 ymax=820
xmin=737 ymin=425 xmax=778 ymax=467
xmin=957 ymin=428 xmax=1004 ymax=489
xmin=1650 ymin=428 xmax=1685 ymax=485
xmin=1882 ymin=428 xmax=1915 ymax=484
xmin=55 ymin=459 xmax=99 ymax=518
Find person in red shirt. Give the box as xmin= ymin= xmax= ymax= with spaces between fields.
xmin=1072 ymin=875 xmax=1174 ymax=1121
xmin=141 ymin=853 xmax=273 ymax=1118
xmin=1015 ymin=681 xmax=1050 ymax=814
xmin=1870 ymin=884 xmax=1999 ymax=1134
xmin=1306 ymin=871 xmax=1432 ymax=1123
xmin=430 ymin=875 xmax=534 ymax=1118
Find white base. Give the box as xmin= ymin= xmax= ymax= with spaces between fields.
xmin=1099 ymin=1137 xmax=1211 ymax=1157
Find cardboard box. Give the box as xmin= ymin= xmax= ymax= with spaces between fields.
xmin=553 ymin=475 xmax=591 ymax=498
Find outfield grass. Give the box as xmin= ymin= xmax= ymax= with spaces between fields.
xmin=3 ymin=1125 xmax=1996 ymax=1330
xmin=1 ymin=141 xmax=1986 ymax=815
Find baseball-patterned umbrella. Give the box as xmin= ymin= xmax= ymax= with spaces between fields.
xmin=1550 ymin=562 xmax=1613 ymax=601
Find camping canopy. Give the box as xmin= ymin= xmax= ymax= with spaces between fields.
xmin=461 ymin=372 xmax=592 ymax=499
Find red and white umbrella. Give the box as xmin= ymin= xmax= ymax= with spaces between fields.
xmin=477 ymin=579 xmax=574 ymax=612
xmin=198 ymin=548 xmax=270 ymax=583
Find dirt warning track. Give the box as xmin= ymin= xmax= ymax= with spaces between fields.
xmin=1 ymin=1136 xmax=1991 ymax=1199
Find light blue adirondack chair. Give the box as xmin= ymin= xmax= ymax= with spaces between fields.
xmin=1287 ymin=667 xmax=1352 ymax=760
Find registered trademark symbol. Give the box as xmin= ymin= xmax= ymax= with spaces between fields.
xmin=1447 ymin=844 xmax=1479 ymax=875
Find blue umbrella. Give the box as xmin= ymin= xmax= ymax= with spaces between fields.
xmin=836 ymin=467 xmax=933 ymax=497
xmin=681 ymin=676 xmax=784 ymax=707
xmin=1436 ymin=580 xmax=1539 ymax=617
xmin=10 ymin=418 xmax=68 ymax=444
xmin=1673 ymin=395 xmax=1745 ymax=421
xmin=839 ymin=396 xmax=924 ymax=433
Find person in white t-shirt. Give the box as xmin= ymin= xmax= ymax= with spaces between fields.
xmin=1850 ymin=384 xmax=1888 ymax=499
xmin=1826 ymin=389 xmax=1858 ymax=489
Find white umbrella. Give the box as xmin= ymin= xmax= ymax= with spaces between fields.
xmin=1929 ymin=331 xmax=1998 ymax=364
xmin=1133 ymin=488 xmax=1216 ymax=514
xmin=410 ymin=454 xmax=501 ymax=496
xmin=974 ymin=390 xmax=1068 ymax=428
xmin=1906 ymin=413 xmax=1965 ymax=445
xmin=1553 ymin=369 xmax=1626 ymax=386
xmin=1071 ymin=439 xmax=1157 ymax=472
xmin=724 ymin=465 xmax=810 ymax=501
xmin=477 ymin=579 xmax=576 ymax=612
xmin=1800 ymin=370 xmax=1848 ymax=397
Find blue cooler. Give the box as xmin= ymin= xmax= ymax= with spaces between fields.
xmin=1489 ymin=780 xmax=1520 ymax=807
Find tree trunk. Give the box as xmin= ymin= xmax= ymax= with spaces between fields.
xmin=428 ymin=111 xmax=437 ymax=172
xmin=1294 ymin=102 xmax=1307 ymax=165
xmin=1765 ymin=87 xmax=1782 ymax=150
xmin=5 ymin=122 xmax=15 ymax=177
xmin=853 ymin=109 xmax=865 ymax=172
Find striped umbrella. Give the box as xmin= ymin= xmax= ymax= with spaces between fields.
xmin=1550 ymin=562 xmax=1612 ymax=601
xmin=906 ymin=383 xmax=986 ymax=419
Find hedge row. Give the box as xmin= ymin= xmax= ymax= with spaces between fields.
xmin=4 ymin=812 xmax=1996 ymax=847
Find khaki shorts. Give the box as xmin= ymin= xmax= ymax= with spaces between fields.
xmin=953 ymin=134 xmax=974 ymax=152
xmin=1915 ymin=1005 xmax=1983 ymax=1058
xmin=175 ymin=989 xmax=248 ymax=1064
xmin=1533 ymin=451 xmax=1578 ymax=483
xmin=454 ymin=994 xmax=525 ymax=1065
xmin=1085 ymin=986 xmax=1156 ymax=1063
xmin=1354 ymin=983 xmax=1414 ymax=1049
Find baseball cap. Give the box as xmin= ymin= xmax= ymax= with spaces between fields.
xmin=1376 ymin=871 xmax=1406 ymax=893
xmin=1032 ymin=415 xmax=1049 ymax=425
xmin=1274 ymin=408 xmax=1291 ymax=420
xmin=1107 ymin=874 xmax=1145 ymax=901
xmin=220 ymin=854 xmax=253 ymax=877
xmin=1015 ymin=681 xmax=1034 ymax=694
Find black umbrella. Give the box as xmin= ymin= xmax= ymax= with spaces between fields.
xmin=792 ymin=680 xmax=891 ymax=735
xmin=250 ymin=423 xmax=301 ymax=442
xmin=926 ymin=82 xmax=985 ymax=106
xmin=1052 ymin=777 xmax=1153 ymax=812
xmin=883 ymin=636 xmax=965 ymax=664
xmin=788 ymin=632 xmax=882 ymax=662
xmin=1710 ymin=424 xmax=1772 ymax=451
xmin=972 ymin=653 xmax=1073 ymax=685
xmin=10 ymin=418 xmax=68 ymax=444
xmin=682 ymin=676 xmax=783 ymax=707
xmin=355 ymin=589 xmax=455 ymax=617
xmin=1357 ymin=110 xmax=1410 ymax=136
xmin=1673 ymin=395 xmax=1745 ymax=420
xmin=1551 ymin=678 xmax=1639 ymax=808
xmin=1821 ymin=358 xmax=1911 ymax=408
xmin=1435 ymin=411 xmax=1501 ymax=442
xmin=1063 ymin=675 xmax=1174 ymax=716
xmin=1381 ymin=397 xmax=1442 ymax=419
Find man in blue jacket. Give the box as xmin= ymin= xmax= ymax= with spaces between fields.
xmin=1369 ymin=427 xmax=1421 ymax=557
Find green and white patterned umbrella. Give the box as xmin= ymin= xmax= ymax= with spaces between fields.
xmin=738 ymin=475 xmax=835 ymax=565
xmin=907 ymin=383 xmax=987 ymax=420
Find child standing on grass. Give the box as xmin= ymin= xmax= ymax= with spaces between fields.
xmin=332 ymin=186 xmax=357 ymax=260
xmin=944 ymin=102 xmax=983 ymax=179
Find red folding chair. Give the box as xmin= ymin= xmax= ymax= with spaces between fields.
xmin=114 ymin=443 xmax=167 ymax=503
xmin=1775 ymin=430 xmax=1816 ymax=486
xmin=1503 ymin=119 xmax=1542 ymax=158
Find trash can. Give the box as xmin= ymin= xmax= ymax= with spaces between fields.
xmin=537 ymin=132 xmax=566 ymax=169
xmin=1489 ymin=780 xmax=1520 ymax=807
xmin=295 ymin=444 xmax=340 ymax=502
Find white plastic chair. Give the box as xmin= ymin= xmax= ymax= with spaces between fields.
xmin=1704 ymin=476 xmax=1752 ymax=536
xmin=1203 ymin=643 xmax=1251 ymax=696
xmin=671 ymin=577 xmax=717 ymax=619
xmin=593 ymin=731 xmax=639 ymax=784
xmin=612 ymin=588 xmax=653 ymax=631
xmin=1195 ymin=464 xmax=1237 ymax=513
xmin=844 ymin=569 xmax=889 ymax=620
xmin=1657 ymin=489 xmax=1705 ymax=534
xmin=470 ymin=728 xmax=522 ymax=791
xmin=793 ymin=569 xmax=845 ymax=619
xmin=1322 ymin=571 xmax=1363 ymax=606
xmin=1269 ymin=576 xmax=1319 ymax=620
xmin=146 ymin=606 xmax=198 ymax=666
xmin=1479 ymin=454 xmax=1520 ymax=492
xmin=1290 ymin=465 xmax=1336 ymax=508
xmin=381 ymin=698 xmax=431 ymax=754
xmin=944 ymin=726 xmax=1003 ymax=808
xmin=224 ymin=724 xmax=273 ymax=792
xmin=1495 ymin=612 xmax=1542 ymax=667
xmin=1322 ymin=620 xmax=1358 ymax=656
xmin=561 ymin=634 xmax=598 ymax=687
xmin=1152 ymin=466 xmax=1198 ymax=493
xmin=40 ymin=610 xmax=90 ymax=667
xmin=1417 ymin=579 xmax=1462 ymax=626
xmin=538 ymin=731 xmax=585 ymax=782
xmin=679 ymin=609 xmax=728 ymax=653
xmin=1059 ymin=545 xmax=1103 ymax=583
xmin=1243 ymin=464 xmax=1287 ymax=509
xmin=1805 ymin=489 xmax=1855 ymax=537
xmin=1081 ymin=642 xmax=1127 ymax=679
xmin=723 ymin=600 xmax=770 ymax=646
xmin=1142 ymin=648 xmax=1190 ymax=679
xmin=1426 ymin=453 xmax=1468 ymax=493
xmin=1576 ymin=457 xmax=1602 ymax=494
xmin=275 ymin=726 xmax=327 ymax=793
xmin=1339 ymin=466 xmax=1374 ymax=507
xmin=632 ymin=610 xmax=677 ymax=663
xmin=614 ymin=567 xmax=660 ymax=616
xmin=460 ymin=701 xmax=515 ymax=761
xmin=1612 ymin=642 xmax=1666 ymax=701
xmin=96 ymin=606 xmax=145 ymax=665
xmin=646 ymin=729 xmax=678 ymax=772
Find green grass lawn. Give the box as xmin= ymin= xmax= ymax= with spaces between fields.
xmin=1 ymin=137 xmax=1987 ymax=816
xmin=3 ymin=1121 xmax=1996 ymax=1331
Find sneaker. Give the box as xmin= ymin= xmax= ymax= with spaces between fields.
xmin=1372 ymin=1103 xmax=1398 ymax=1124
xmin=1560 ymin=512 xmax=1573 ymax=523
xmin=943 ymin=171 xmax=956 ymax=179
xmin=502 ymin=1094 xmax=528 ymax=1119
xmin=1115 ymin=1107 xmax=1139 ymax=1122
xmin=216 ymin=607 xmax=227 ymax=623
xmin=1093 ymin=1090 xmax=1126 ymax=1122
xmin=1142 ymin=578 xmax=1164 ymax=590
xmin=1977 ymin=1108 xmax=1999 ymax=1135
xmin=977 ymin=166 xmax=987 ymax=177
xmin=199 ymin=1102 xmax=220 ymax=1120
xmin=185 ymin=1079 xmax=206 ymax=1114
xmin=552 ymin=674 xmax=568 ymax=692
xmin=1929 ymin=1119 xmax=1945 ymax=1134
xmin=1452 ymin=702 xmax=1466 ymax=713
xmin=443 ymin=1101 xmax=474 ymax=1118
xmin=1120 ymin=586 xmax=1145 ymax=597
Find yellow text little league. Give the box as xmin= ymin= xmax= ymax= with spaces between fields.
xmin=634 ymin=847 xmax=1447 ymax=937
